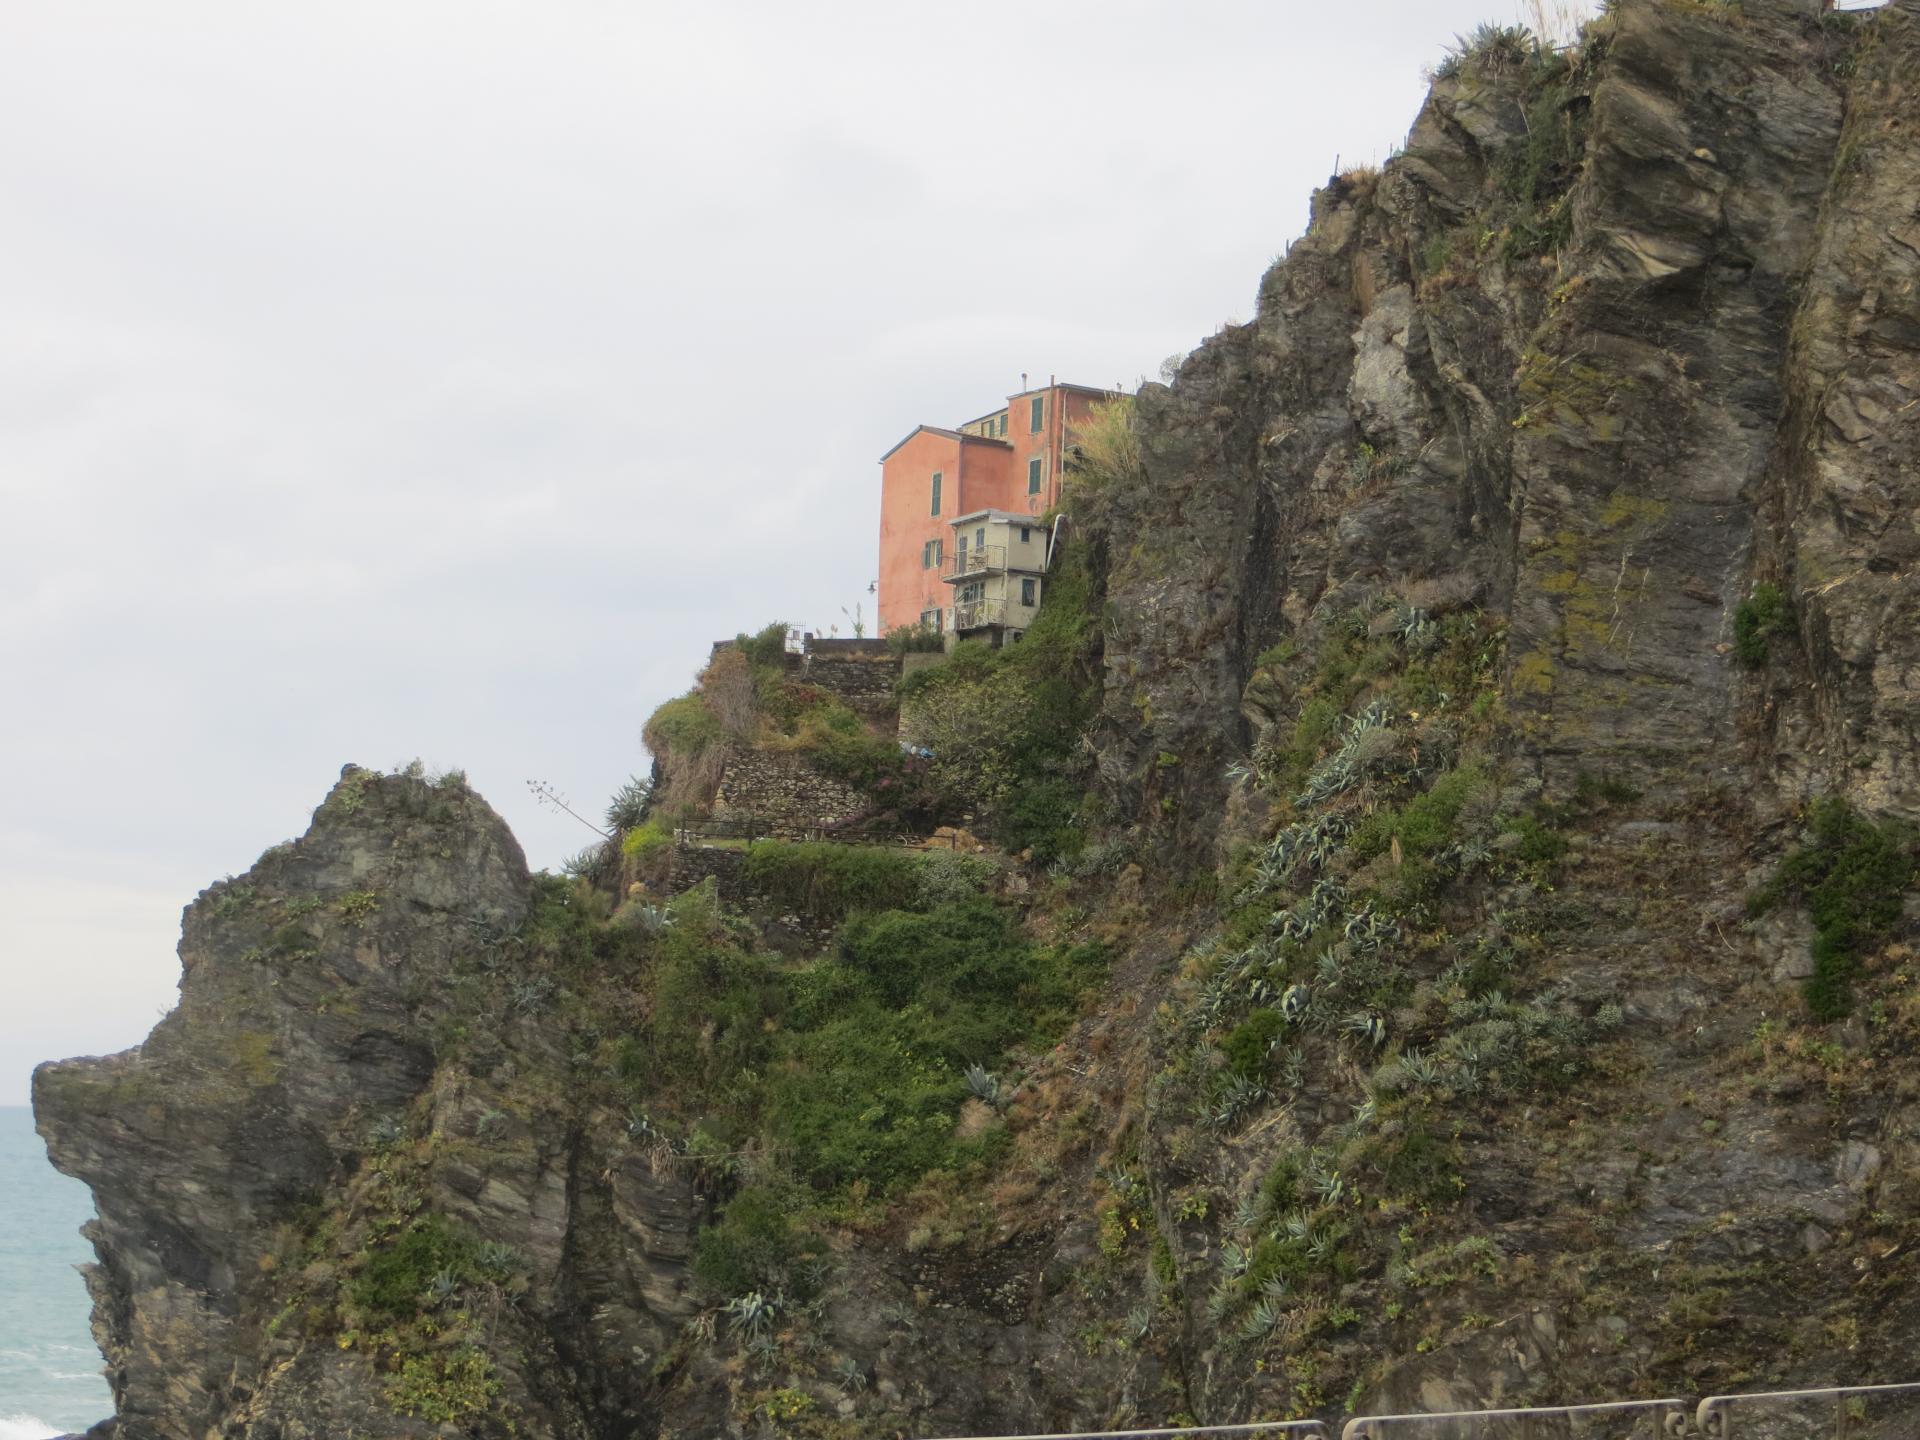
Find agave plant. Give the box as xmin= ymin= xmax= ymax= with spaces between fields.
xmin=1342 ymin=1011 xmax=1388 ymax=1049
xmin=964 ymin=1063 xmax=1003 ymax=1109
xmin=723 ymin=1290 xmax=779 ymax=1340
xmin=1232 ymin=1189 xmax=1266 ymax=1232
xmin=475 ymin=1242 xmax=519 ymax=1280
xmin=509 ymin=976 xmax=556 ymax=1013
xmin=1273 ymin=1044 xmax=1308 ymax=1091
xmin=1310 ymin=1164 xmax=1347 ymax=1207
xmin=1205 ymin=1279 xmax=1238 ymax=1326
xmin=834 ymin=1356 xmax=869 ymax=1395
xmin=423 ymin=1269 xmax=461 ymax=1305
xmin=622 ymin=902 xmax=676 ymax=936
xmin=1237 ymin=1294 xmax=1288 ymax=1344
xmin=604 ymin=774 xmax=654 ymax=832
xmin=1207 ymin=1076 xmax=1270 ymax=1132
xmin=1399 ymin=1049 xmax=1444 ymax=1089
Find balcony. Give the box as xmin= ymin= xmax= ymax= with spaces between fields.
xmin=943 ymin=544 xmax=1006 ymax=583
xmin=952 ymin=597 xmax=1008 ymax=631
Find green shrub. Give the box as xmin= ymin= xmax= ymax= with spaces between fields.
xmin=1255 ymin=1152 xmax=1304 ymax=1218
xmin=734 ymin=621 xmax=792 ymax=672
xmin=1349 ymin=764 xmax=1488 ymax=865
xmin=352 ymin=1215 xmax=477 ymax=1321
xmin=1503 ymin=815 xmax=1569 ymax=864
xmin=622 ymin=818 xmax=672 ymax=862
xmin=644 ymin=693 xmax=723 ymax=756
xmin=743 ymin=841 xmax=926 ymax=919
xmin=886 ymin=623 xmax=946 ymax=655
xmin=384 ymin=1346 xmax=499 ymax=1422
xmin=693 ymin=1186 xmax=812 ymax=1296
xmin=1573 ymin=771 xmax=1640 ymax=806
xmin=1750 ymin=797 xmax=1914 ymax=1019
xmin=1733 ymin=583 xmax=1792 ymax=667
xmin=645 ymin=890 xmax=785 ymax=1089
xmin=769 ymin=903 xmax=1105 ymax=1190
xmin=1348 ymin=1120 xmax=1460 ymax=1207
xmin=804 ymin=727 xmax=953 ymax=831
xmin=892 ymin=548 xmax=1102 ymax=855
xmin=1221 ymin=1009 xmax=1287 ymax=1080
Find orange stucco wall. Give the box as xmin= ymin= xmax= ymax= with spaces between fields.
xmin=876 ymin=385 xmax=1119 ymax=634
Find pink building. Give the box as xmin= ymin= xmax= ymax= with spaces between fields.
xmin=876 ymin=379 xmax=1115 ymax=638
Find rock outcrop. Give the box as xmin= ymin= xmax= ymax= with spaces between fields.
xmin=36 ymin=768 xmax=700 ymax=1439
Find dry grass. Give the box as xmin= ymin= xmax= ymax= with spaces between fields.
xmin=1520 ymin=0 xmax=1598 ymax=49
xmin=1066 ymin=395 xmax=1143 ymax=491
xmin=702 ymin=648 xmax=759 ymax=740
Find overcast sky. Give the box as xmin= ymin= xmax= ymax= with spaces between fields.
xmin=0 ymin=0 xmax=1608 ymax=1106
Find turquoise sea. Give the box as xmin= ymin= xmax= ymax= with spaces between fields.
xmin=0 ymin=1106 xmax=111 ymax=1437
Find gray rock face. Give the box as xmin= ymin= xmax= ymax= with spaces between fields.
xmin=36 ymin=767 xmax=533 ymax=1437
xmin=1084 ymin=0 xmax=1920 ymax=852
xmin=33 ymin=769 xmax=697 ymax=1439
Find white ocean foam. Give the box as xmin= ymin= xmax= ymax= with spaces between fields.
xmin=0 ymin=1416 xmax=64 ymax=1440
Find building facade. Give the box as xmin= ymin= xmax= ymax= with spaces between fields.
xmin=876 ymin=379 xmax=1115 ymax=637
xmin=943 ymin=509 xmax=1049 ymax=642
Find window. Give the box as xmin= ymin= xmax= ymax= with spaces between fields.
xmin=922 ymin=540 xmax=933 ymax=569
xmin=1020 ymin=526 xmax=1032 ymax=543
xmin=974 ymin=526 xmax=985 ymax=551
xmin=930 ymin=471 xmax=942 ymax=515
xmin=1021 ymin=577 xmax=1037 ymax=607
xmin=1029 ymin=395 xmax=1044 ymax=432
xmin=920 ymin=607 xmax=944 ymax=632
xmin=933 ymin=538 xmax=943 ymax=566
xmin=998 ymin=413 xmax=1008 ymax=437
xmin=1027 ymin=457 xmax=1042 ymax=495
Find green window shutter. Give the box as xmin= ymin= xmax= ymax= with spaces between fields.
xmin=930 ymin=471 xmax=942 ymax=515
xmin=1030 ymin=395 xmax=1044 ymax=432
xmin=1028 ymin=457 xmax=1042 ymax=494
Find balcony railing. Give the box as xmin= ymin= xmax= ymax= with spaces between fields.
xmin=944 ymin=544 xmax=1007 ymax=582
xmin=952 ymin=597 xmax=1008 ymax=631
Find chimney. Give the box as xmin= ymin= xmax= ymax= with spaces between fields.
xmin=1020 ymin=372 xmax=1027 ymax=392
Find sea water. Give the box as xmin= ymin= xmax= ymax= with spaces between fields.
xmin=0 ymin=1106 xmax=111 ymax=1436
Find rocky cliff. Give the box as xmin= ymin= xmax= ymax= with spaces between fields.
xmin=34 ymin=2 xmax=1920 ymax=1437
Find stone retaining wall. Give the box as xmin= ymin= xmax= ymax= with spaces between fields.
xmin=798 ymin=653 xmax=899 ymax=716
xmin=713 ymin=748 xmax=868 ymax=837
xmin=660 ymin=845 xmax=749 ymax=903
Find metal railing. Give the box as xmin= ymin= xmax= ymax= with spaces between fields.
xmin=920 ymin=1384 xmax=1920 ymax=1440
xmin=952 ymin=597 xmax=1008 ymax=631
xmin=1694 ymin=1382 xmax=1920 ymax=1437
xmin=1341 ymin=1397 xmax=1685 ymax=1437
xmin=945 ymin=544 xmax=1008 ymax=581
